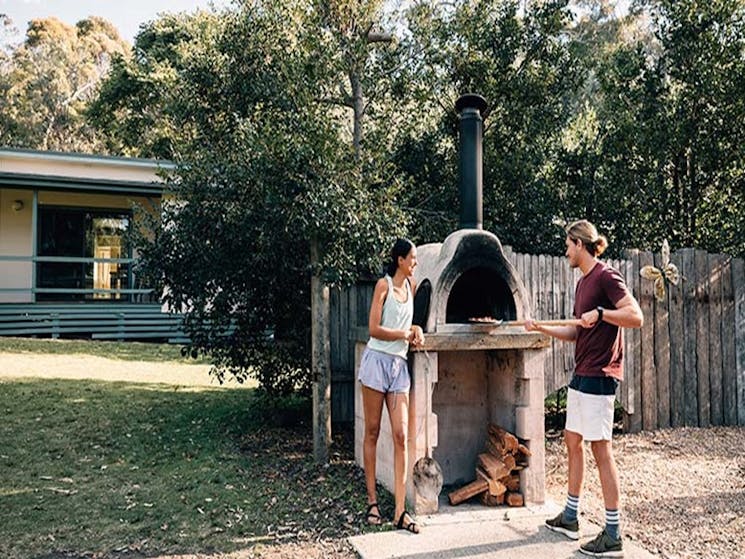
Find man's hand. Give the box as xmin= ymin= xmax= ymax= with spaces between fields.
xmin=523 ymin=319 xmax=540 ymax=332
xmin=579 ymin=309 xmax=600 ymax=328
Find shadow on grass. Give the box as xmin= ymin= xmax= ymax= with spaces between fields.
xmin=0 ymin=378 xmax=376 ymax=559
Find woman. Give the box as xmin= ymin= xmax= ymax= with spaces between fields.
xmin=360 ymin=237 xmax=424 ymax=534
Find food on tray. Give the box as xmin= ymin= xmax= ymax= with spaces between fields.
xmin=468 ymin=316 xmax=499 ymax=324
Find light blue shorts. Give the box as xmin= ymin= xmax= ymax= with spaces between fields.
xmin=358 ymin=347 xmax=411 ymax=394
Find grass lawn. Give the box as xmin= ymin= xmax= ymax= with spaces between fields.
xmin=0 ymin=336 xmax=206 ymax=363
xmin=0 ymin=340 xmax=372 ymax=559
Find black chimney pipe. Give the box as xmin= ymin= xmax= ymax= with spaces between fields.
xmin=455 ymin=93 xmax=488 ymax=230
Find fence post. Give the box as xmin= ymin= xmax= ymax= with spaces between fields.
xmin=694 ymin=249 xmax=711 ymax=427
xmin=639 ymin=250 xmax=657 ymax=431
xmin=625 ymin=249 xmax=643 ymax=433
xmin=708 ymin=254 xmax=724 ymax=426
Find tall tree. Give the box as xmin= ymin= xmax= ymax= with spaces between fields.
xmin=87 ymin=10 xmax=221 ymax=158
xmin=109 ymin=2 xmax=408 ymax=462
xmin=0 ymin=16 xmax=129 ymax=151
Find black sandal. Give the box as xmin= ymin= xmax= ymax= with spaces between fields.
xmin=366 ymin=502 xmax=383 ymax=526
xmin=396 ymin=510 xmax=420 ymax=534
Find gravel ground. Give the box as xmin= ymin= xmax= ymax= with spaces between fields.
xmin=545 ymin=426 xmax=745 ymax=559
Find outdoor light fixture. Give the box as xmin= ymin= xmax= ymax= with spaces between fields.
xmin=11 ymin=200 xmax=24 ymax=212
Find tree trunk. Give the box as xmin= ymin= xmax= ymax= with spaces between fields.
xmin=311 ymin=238 xmax=331 ymax=464
xmin=350 ymin=71 xmax=364 ymax=158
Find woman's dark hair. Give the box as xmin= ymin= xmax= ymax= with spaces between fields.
xmin=385 ymin=238 xmax=414 ymax=276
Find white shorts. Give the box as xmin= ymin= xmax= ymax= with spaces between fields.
xmin=565 ymin=387 xmax=615 ymax=441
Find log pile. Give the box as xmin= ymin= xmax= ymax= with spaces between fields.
xmin=447 ymin=423 xmax=530 ymax=507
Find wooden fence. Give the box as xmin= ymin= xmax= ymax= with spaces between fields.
xmin=330 ymin=247 xmax=745 ymax=433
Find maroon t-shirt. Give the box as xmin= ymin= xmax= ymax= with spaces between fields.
xmin=574 ymin=261 xmax=630 ymax=380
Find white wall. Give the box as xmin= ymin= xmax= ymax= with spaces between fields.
xmin=0 ymin=189 xmax=33 ymax=302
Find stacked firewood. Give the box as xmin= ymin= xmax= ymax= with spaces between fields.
xmin=447 ymin=423 xmax=531 ymax=507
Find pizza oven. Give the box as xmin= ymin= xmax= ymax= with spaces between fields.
xmin=355 ymin=95 xmax=550 ymax=513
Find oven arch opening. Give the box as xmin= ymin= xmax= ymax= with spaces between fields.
xmin=445 ymin=266 xmax=516 ymax=323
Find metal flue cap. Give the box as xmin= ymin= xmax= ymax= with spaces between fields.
xmin=455 ymin=93 xmax=488 ymax=115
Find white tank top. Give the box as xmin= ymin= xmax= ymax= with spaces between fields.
xmin=367 ymin=275 xmax=414 ymax=359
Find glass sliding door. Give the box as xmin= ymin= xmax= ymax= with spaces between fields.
xmin=36 ymin=207 xmax=132 ymax=302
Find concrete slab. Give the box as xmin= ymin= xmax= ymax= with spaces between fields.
xmin=348 ymin=500 xmax=656 ymax=559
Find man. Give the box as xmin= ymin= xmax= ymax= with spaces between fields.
xmin=525 ymin=220 xmax=643 ymax=558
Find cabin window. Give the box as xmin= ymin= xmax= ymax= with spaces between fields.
xmin=36 ymin=207 xmax=131 ymax=301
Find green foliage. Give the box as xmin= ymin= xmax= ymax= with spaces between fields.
xmin=87 ymin=10 xmax=223 ymax=158
xmin=393 ymin=0 xmax=587 ymax=253
xmin=123 ymin=2 xmax=408 ymax=394
xmin=557 ymin=0 xmax=745 ymax=257
xmin=0 ymin=15 xmax=129 ymax=151
xmin=90 ymin=0 xmax=745 ymax=395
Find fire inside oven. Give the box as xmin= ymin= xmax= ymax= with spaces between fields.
xmin=446 ymin=266 xmax=516 ymax=324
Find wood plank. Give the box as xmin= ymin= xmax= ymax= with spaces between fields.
xmin=478 ymin=453 xmax=510 ymax=480
xmin=721 ymin=256 xmax=737 ymax=426
xmin=348 ymin=284 xmax=360 ymax=369
xmin=342 ymin=286 xmax=352 ymax=371
xmin=331 ymin=380 xmax=354 ymax=424
xmin=555 ymin=257 xmax=565 ymax=389
xmin=329 ymin=288 xmax=342 ymax=370
xmin=695 ymin=249 xmax=711 ymax=427
xmin=564 ymin=258 xmax=576 ymax=386
xmin=411 ymin=331 xmax=550 ymax=351
xmin=538 ymin=255 xmax=552 ymax=388
xmin=620 ymin=257 xmax=633 ymax=418
xmin=512 ymin=251 xmax=521 ymax=282
xmin=653 ymin=251 xmax=671 ymax=429
xmin=733 ymin=257 xmax=745 ymax=425
xmin=503 ymin=473 xmax=520 ymax=492
xmin=639 ymin=250 xmax=657 ymax=431
xmin=680 ymin=248 xmax=699 ymax=426
xmin=625 ymin=250 xmax=642 ymax=432
xmin=543 ymin=254 xmax=555 ymax=393
xmin=668 ymin=249 xmax=685 ymax=427
xmin=488 ymin=424 xmax=519 ymax=453
xmin=505 ymin=492 xmax=524 ymax=507
xmin=552 ymin=256 xmax=562 ymax=394
xmin=531 ymin=254 xmax=540 ymax=323
xmin=708 ymin=254 xmax=724 ymax=426
xmin=479 ymin=490 xmax=505 ymax=506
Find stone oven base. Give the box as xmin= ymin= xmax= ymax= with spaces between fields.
xmin=355 ymin=337 xmax=547 ymax=514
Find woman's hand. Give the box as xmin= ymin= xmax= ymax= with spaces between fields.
xmin=408 ymin=325 xmax=425 ymax=346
